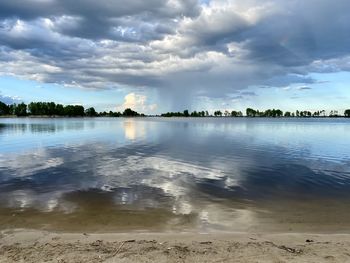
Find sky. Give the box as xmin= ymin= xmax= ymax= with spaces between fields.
xmin=0 ymin=0 xmax=349 ymax=114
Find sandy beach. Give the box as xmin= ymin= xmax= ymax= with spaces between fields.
xmin=1 ymin=230 xmax=350 ymax=262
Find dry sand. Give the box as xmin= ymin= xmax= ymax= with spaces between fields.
xmin=1 ymin=230 xmax=350 ymax=262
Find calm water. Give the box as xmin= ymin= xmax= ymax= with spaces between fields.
xmin=0 ymin=117 xmax=350 ymax=233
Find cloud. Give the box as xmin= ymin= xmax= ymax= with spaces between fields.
xmin=240 ymin=91 xmax=257 ymax=96
xmin=0 ymin=0 xmax=349 ymax=109
xmin=0 ymin=92 xmax=22 ymax=104
xmin=0 ymin=0 xmax=200 ymax=42
xmin=297 ymin=86 xmax=312 ymax=91
xmin=116 ymin=93 xmax=157 ymax=113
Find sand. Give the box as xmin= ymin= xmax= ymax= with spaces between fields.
xmin=1 ymin=230 xmax=350 ymax=262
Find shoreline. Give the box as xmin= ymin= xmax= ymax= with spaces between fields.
xmin=1 ymin=115 xmax=349 ymax=119
xmin=1 ymin=229 xmax=350 ymax=262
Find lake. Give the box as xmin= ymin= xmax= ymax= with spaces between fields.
xmin=0 ymin=117 xmax=350 ymax=233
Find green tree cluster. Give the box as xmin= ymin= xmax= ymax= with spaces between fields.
xmin=214 ymin=110 xmax=222 ymax=116
xmin=123 ymin=108 xmax=143 ymax=117
xmin=0 ymin=100 xmax=147 ymax=117
xmin=28 ymin=102 xmax=85 ymax=116
xmin=0 ymin=101 xmax=10 ymax=115
xmin=161 ymin=111 xmax=185 ymax=117
xmin=345 ymin=109 xmax=350 ymax=117
xmin=230 ymin=111 xmax=243 ymax=117
xmin=190 ymin=111 xmax=206 ymax=117
xmin=85 ymin=107 xmax=97 ymax=117
xmin=0 ymin=101 xmax=86 ymax=117
xmin=99 ymin=111 xmax=122 ymax=117
xmin=14 ymin=103 xmax=28 ymax=116
xmin=246 ymin=108 xmax=283 ymax=117
xmin=161 ymin=110 xmax=209 ymax=117
xmin=0 ymin=102 xmax=28 ymax=116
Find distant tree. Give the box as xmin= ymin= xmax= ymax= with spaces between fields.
xmin=275 ymin=109 xmax=283 ymax=117
xmin=28 ymin=102 xmax=37 ymax=115
xmin=123 ymin=108 xmax=139 ymax=117
xmin=8 ymin=104 xmax=14 ymax=115
xmin=28 ymin=101 xmax=64 ymax=116
xmin=264 ymin=109 xmax=271 ymax=117
xmin=345 ymin=109 xmax=350 ymax=117
xmin=214 ymin=110 xmax=222 ymax=117
xmin=0 ymin=101 xmax=10 ymax=115
xmin=55 ymin=104 xmax=65 ymax=116
xmin=284 ymin=111 xmax=291 ymax=117
xmin=246 ymin=108 xmax=257 ymax=117
xmin=314 ymin=111 xmax=320 ymax=117
xmin=191 ymin=111 xmax=198 ymax=117
xmin=47 ymin=102 xmax=56 ymax=115
xmin=183 ymin=110 xmax=189 ymax=117
xmin=85 ymin=107 xmax=97 ymax=117
xmin=329 ymin=110 xmax=339 ymax=117
xmin=64 ymin=105 xmax=85 ymax=116
xmin=107 ymin=111 xmax=121 ymax=117
xmin=230 ymin=110 xmax=242 ymax=117
xmin=14 ymin=103 xmax=27 ymax=116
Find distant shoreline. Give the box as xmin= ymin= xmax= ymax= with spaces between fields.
xmin=0 ymin=115 xmax=349 ymax=119
xmin=1 ymin=101 xmax=350 ymax=118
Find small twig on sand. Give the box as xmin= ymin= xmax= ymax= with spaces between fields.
xmin=113 ymin=242 xmax=126 ymax=256
xmin=113 ymin=240 xmax=136 ymax=256
xmin=264 ymin=241 xmax=302 ymax=254
xmin=278 ymin=245 xmax=302 ymax=254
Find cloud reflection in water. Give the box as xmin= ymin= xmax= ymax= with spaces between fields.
xmin=0 ymin=118 xmax=350 ymax=231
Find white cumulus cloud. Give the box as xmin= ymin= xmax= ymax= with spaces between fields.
xmin=116 ymin=93 xmax=157 ymax=113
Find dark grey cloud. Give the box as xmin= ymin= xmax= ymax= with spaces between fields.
xmin=240 ymin=91 xmax=257 ymax=97
xmin=297 ymin=86 xmax=312 ymax=91
xmin=0 ymin=1 xmax=57 ymax=20
xmin=0 ymin=0 xmax=349 ymax=109
xmin=0 ymin=0 xmax=200 ymax=42
xmin=262 ymin=74 xmax=317 ymax=88
xmin=237 ymin=2 xmax=350 ymax=67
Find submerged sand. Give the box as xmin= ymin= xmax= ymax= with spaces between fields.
xmin=1 ymin=230 xmax=350 ymax=262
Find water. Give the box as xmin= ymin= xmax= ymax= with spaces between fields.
xmin=0 ymin=117 xmax=350 ymax=233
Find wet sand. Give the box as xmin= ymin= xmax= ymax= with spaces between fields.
xmin=2 ymin=198 xmax=350 ymax=233
xmin=1 ymin=197 xmax=350 ymax=262
xmin=1 ymin=230 xmax=350 ymax=262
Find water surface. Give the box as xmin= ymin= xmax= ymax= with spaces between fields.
xmin=0 ymin=117 xmax=350 ymax=233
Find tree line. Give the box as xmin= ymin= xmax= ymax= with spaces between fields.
xmin=1 ymin=100 xmax=350 ymax=118
xmin=162 ymin=109 xmax=350 ymax=118
xmin=0 ymin=101 xmax=143 ymax=117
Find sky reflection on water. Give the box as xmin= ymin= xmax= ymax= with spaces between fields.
xmin=0 ymin=118 xmax=350 ymax=232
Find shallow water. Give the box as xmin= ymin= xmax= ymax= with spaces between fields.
xmin=0 ymin=117 xmax=350 ymax=233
